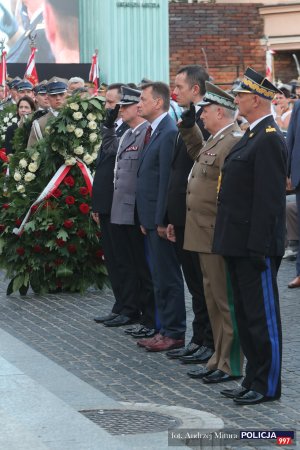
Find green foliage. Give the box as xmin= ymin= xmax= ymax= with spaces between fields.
xmin=0 ymin=95 xmax=107 ymax=295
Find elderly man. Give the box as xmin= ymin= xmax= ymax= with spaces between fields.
xmin=213 ymin=67 xmax=287 ymax=404
xmin=178 ymin=82 xmax=243 ymax=383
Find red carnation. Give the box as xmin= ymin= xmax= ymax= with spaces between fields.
xmin=54 ymin=258 xmax=64 ymax=266
xmin=56 ymin=238 xmax=65 ymax=247
xmin=79 ymin=203 xmax=90 ymax=214
xmin=48 ymin=224 xmax=56 ymax=232
xmin=53 ymin=188 xmax=62 ymax=198
xmin=15 ymin=218 xmax=22 ymax=226
xmin=43 ymin=200 xmax=53 ymax=209
xmin=67 ymin=244 xmax=77 ymax=254
xmin=65 ymin=196 xmax=75 ymax=205
xmin=64 ymin=176 xmax=75 ymax=187
xmin=95 ymin=249 xmax=104 ymax=259
xmin=2 ymin=203 xmax=10 ymax=209
xmin=0 ymin=224 xmax=5 ymax=233
xmin=76 ymin=229 xmax=86 ymax=238
xmin=63 ymin=219 xmax=74 ymax=229
xmin=16 ymin=247 xmax=25 ymax=256
xmin=33 ymin=245 xmax=42 ymax=253
xmin=96 ymin=231 xmax=101 ymax=238
xmin=31 ymin=205 xmax=39 ymax=213
xmin=34 ymin=231 xmax=41 ymax=238
xmin=79 ymin=186 xmax=89 ymax=196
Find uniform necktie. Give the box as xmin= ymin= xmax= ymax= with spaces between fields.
xmin=143 ymin=125 xmax=152 ymax=147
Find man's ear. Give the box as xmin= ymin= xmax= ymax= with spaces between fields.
xmin=43 ymin=2 xmax=55 ymax=46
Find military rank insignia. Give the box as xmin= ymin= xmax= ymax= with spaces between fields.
xmin=266 ymin=126 xmax=276 ymax=133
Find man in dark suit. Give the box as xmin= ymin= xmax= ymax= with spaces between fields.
xmin=165 ymin=65 xmax=214 ymax=363
xmin=213 ymin=67 xmax=287 ymax=405
xmin=286 ymin=99 xmax=300 ymax=288
xmin=92 ymin=83 xmax=130 ymax=324
xmin=98 ymin=86 xmax=156 ymax=333
xmin=135 ymin=82 xmax=186 ymax=352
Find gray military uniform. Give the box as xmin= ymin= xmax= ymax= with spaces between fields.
xmin=105 ymin=121 xmax=149 ymax=224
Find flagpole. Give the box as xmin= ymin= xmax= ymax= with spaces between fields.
xmin=24 ymin=32 xmax=39 ymax=85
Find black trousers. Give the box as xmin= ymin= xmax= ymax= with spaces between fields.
xmin=174 ymin=226 xmax=214 ymax=349
xmin=111 ymin=223 xmax=155 ymax=327
xmin=226 ymin=256 xmax=282 ymax=398
xmin=99 ymin=214 xmax=123 ymax=314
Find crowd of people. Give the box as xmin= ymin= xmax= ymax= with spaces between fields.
xmin=0 ymin=63 xmax=299 ymax=407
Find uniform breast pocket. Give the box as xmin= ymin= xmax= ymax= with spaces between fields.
xmin=122 ymin=151 xmax=139 ymax=170
xmin=199 ymin=154 xmax=217 ymax=176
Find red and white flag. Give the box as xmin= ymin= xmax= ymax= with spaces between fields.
xmin=0 ymin=50 xmax=7 ymax=96
xmin=24 ymin=47 xmax=39 ymax=86
xmin=266 ymin=49 xmax=275 ymax=82
xmin=89 ymin=51 xmax=99 ymax=94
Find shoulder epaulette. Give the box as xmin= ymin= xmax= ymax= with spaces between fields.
xmin=265 ymin=125 xmax=276 ymax=133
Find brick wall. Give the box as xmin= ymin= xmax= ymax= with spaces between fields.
xmin=169 ymin=2 xmax=265 ymax=87
xmin=274 ymin=51 xmax=300 ymax=84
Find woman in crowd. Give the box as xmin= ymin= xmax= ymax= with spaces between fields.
xmin=4 ymin=96 xmax=36 ymax=155
xmin=274 ymin=87 xmax=293 ymax=131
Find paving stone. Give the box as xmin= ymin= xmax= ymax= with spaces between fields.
xmin=0 ymin=260 xmax=299 ymax=440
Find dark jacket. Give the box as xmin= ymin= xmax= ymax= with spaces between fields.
xmin=4 ymin=123 xmax=18 ymax=155
xmin=167 ymin=110 xmax=209 ymax=226
xmin=136 ymin=114 xmax=177 ymax=229
xmin=92 ymin=122 xmax=129 ymax=215
xmin=287 ymin=100 xmax=300 ymax=189
xmin=213 ymin=115 xmax=287 ymax=257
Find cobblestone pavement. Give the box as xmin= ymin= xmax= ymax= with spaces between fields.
xmin=0 ymin=259 xmax=299 ymax=448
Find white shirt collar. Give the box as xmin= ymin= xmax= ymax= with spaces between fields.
xmin=249 ymin=114 xmax=272 ymax=130
xmin=213 ymin=122 xmax=234 ymax=139
xmin=150 ymin=112 xmax=168 ymax=134
xmin=30 ymin=7 xmax=43 ymax=24
xmin=132 ymin=120 xmax=147 ymax=133
xmin=115 ymin=118 xmax=123 ymax=129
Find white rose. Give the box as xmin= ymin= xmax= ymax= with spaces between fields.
xmin=67 ymin=124 xmax=76 ymax=132
xmin=3 ymin=117 xmax=8 ymax=123
xmin=88 ymin=121 xmax=97 ymax=130
xmin=74 ymin=128 xmax=83 ymax=138
xmin=91 ymin=152 xmax=98 ymax=160
xmin=31 ymin=152 xmax=39 ymax=161
xmin=83 ymin=154 xmax=93 ymax=165
xmin=74 ymin=145 xmax=84 ymax=155
xmin=17 ymin=185 xmax=25 ymax=193
xmin=19 ymin=159 xmax=28 ymax=168
xmin=87 ymin=113 xmax=96 ymax=121
xmin=28 ymin=162 xmax=38 ymax=173
xmin=14 ymin=171 xmax=22 ymax=182
xmin=8 ymin=113 xmax=13 ymax=118
xmin=7 ymin=122 xmax=12 ymax=127
xmin=12 ymin=117 xmax=18 ymax=123
xmin=24 ymin=172 xmax=36 ymax=182
xmin=89 ymin=133 xmax=98 ymax=143
xmin=73 ymin=111 xmax=83 ymax=120
xmin=65 ymin=157 xmax=76 ymax=166
xmin=70 ymin=103 xmax=79 ymax=111
xmin=1 ymin=135 xmax=5 ymax=140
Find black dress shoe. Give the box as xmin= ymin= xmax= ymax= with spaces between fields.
xmin=166 ymin=341 xmax=200 ymax=359
xmin=124 ymin=324 xmax=143 ymax=335
xmin=180 ymin=346 xmax=214 ymax=364
xmin=234 ymin=390 xmax=280 ymax=405
xmin=187 ymin=367 xmax=214 ymax=379
xmin=202 ymin=370 xmax=242 ymax=384
xmin=220 ymin=386 xmax=249 ymax=399
xmin=94 ymin=313 xmax=118 ymax=323
xmin=103 ymin=315 xmax=137 ymax=327
xmin=131 ymin=327 xmax=157 ymax=338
